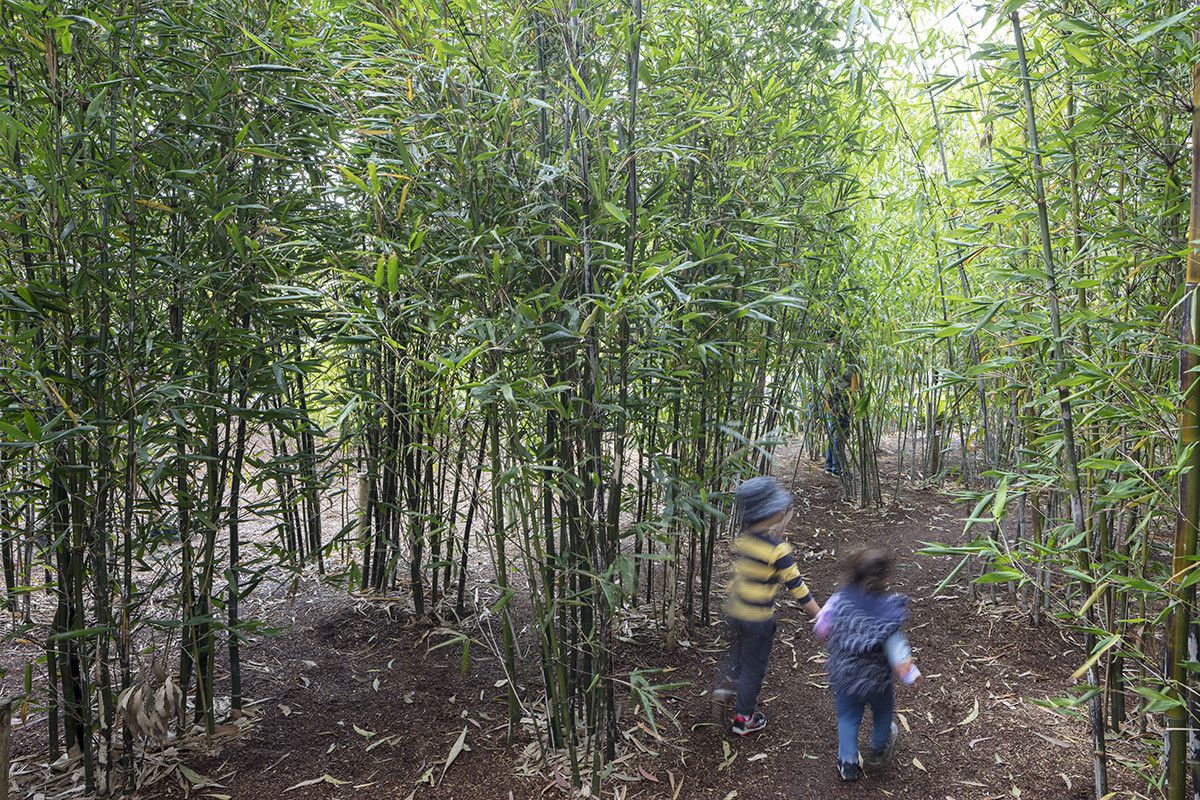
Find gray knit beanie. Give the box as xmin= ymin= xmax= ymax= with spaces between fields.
xmin=735 ymin=476 xmax=793 ymax=528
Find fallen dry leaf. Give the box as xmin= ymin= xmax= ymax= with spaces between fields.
xmin=440 ymin=725 xmax=468 ymax=784
xmin=284 ymin=774 xmax=349 ymax=793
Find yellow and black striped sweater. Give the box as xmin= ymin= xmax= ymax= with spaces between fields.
xmin=726 ymin=530 xmax=813 ymax=622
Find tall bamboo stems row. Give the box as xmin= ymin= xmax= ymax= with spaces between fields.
xmin=0 ymin=0 xmax=882 ymax=792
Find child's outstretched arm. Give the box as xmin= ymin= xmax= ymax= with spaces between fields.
xmin=813 ymin=593 xmax=839 ymax=641
xmin=773 ymin=543 xmax=821 ymax=617
xmin=884 ymin=631 xmax=921 ymax=684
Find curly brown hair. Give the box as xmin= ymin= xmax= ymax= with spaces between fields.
xmin=844 ymin=547 xmax=893 ymax=594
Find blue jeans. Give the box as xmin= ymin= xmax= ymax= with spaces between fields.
xmin=825 ymin=417 xmax=849 ymax=473
xmin=835 ymin=686 xmax=894 ymax=763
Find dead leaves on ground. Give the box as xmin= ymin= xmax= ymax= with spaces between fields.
xmin=115 ymin=657 xmax=183 ymax=744
xmin=284 ymin=773 xmax=351 ymax=792
xmin=440 ymin=725 xmax=469 ymax=784
xmin=958 ymin=698 xmax=980 ymax=726
xmin=10 ymin=691 xmax=261 ymax=800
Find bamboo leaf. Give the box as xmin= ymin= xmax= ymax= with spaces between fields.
xmin=440 ymin=726 xmax=468 ymax=784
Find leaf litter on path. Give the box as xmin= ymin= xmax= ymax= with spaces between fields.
xmin=118 ymin=452 xmax=1144 ymax=800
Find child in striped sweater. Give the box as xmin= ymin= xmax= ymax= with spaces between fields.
xmin=712 ymin=476 xmax=822 ymax=736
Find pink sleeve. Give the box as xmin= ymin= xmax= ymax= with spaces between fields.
xmin=814 ymin=593 xmax=838 ymax=640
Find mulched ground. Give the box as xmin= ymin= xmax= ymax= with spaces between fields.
xmin=11 ymin=456 xmax=1152 ymax=800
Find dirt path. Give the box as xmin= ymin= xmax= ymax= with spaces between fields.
xmin=135 ymin=461 xmax=1142 ymax=800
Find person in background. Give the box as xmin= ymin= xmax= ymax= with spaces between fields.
xmin=814 ymin=547 xmax=918 ymax=782
xmin=824 ymin=367 xmax=858 ymax=476
xmin=712 ymin=476 xmax=822 ymax=735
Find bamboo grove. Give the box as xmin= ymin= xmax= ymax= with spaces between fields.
xmin=7 ymin=0 xmax=1200 ymax=796
xmin=0 ymin=0 xmax=883 ymax=793
xmin=873 ymin=2 xmax=1200 ymax=799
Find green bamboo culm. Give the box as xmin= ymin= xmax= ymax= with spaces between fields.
xmin=1167 ymin=2 xmax=1200 ymax=796
xmin=1009 ymin=11 xmax=1107 ymax=798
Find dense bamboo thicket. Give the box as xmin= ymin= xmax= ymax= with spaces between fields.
xmin=875 ymin=4 xmax=1200 ymax=800
xmin=0 ymin=0 xmax=882 ymax=794
xmin=6 ymin=0 xmax=1200 ymax=796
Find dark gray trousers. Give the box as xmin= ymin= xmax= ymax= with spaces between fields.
xmin=718 ymin=616 xmax=776 ymax=716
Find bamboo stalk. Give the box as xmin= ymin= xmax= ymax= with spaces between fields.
xmin=1011 ymin=11 xmax=1107 ymax=797
xmin=1168 ymin=3 xmax=1200 ymax=796
xmin=0 ymin=695 xmax=10 ymax=800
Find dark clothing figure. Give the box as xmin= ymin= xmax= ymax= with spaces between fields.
xmin=823 ymin=370 xmax=856 ymax=475
xmin=825 ymin=417 xmax=849 ymax=474
xmin=713 ymin=477 xmax=821 ymax=736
